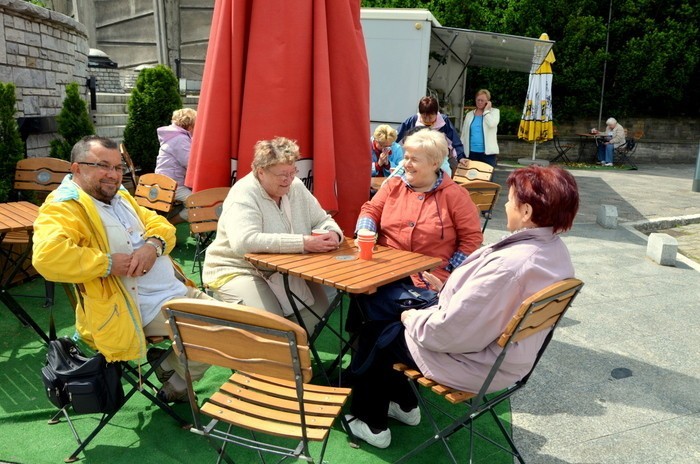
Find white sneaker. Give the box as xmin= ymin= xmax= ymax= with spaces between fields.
xmin=388 ymin=401 xmax=421 ymax=426
xmin=343 ymin=415 xmax=391 ymax=449
xmin=604 ymin=162 xmax=613 ymax=167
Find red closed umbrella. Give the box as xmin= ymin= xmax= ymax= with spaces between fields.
xmin=186 ymin=0 xmax=370 ymax=234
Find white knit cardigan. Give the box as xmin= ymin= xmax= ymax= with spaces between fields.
xmin=202 ymin=173 xmax=342 ymax=285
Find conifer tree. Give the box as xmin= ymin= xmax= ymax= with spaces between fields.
xmin=49 ymin=82 xmax=95 ymax=160
xmin=0 ymin=82 xmax=25 ymax=202
xmin=123 ymin=65 xmax=182 ymax=173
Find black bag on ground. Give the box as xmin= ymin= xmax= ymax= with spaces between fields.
xmin=41 ymin=337 xmax=124 ymax=414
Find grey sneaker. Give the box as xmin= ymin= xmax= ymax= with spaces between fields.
xmin=388 ymin=401 xmax=421 ymax=426
xmin=604 ymin=162 xmax=614 ymax=167
xmin=343 ymin=415 xmax=391 ymax=449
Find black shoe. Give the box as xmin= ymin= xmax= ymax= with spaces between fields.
xmin=147 ymin=347 xmax=174 ymax=383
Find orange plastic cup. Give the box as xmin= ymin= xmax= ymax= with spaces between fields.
xmin=358 ymin=239 xmax=374 ymax=260
xmin=312 ymin=229 xmax=329 ymax=236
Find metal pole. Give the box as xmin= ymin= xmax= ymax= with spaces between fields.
xmin=693 ymin=143 xmax=700 ymax=192
xmin=597 ymin=0 xmax=613 ymax=129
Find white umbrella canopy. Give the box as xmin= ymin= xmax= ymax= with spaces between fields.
xmin=518 ymin=33 xmax=555 ymax=161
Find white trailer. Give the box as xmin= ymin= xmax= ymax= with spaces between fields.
xmin=360 ymin=8 xmax=554 ymax=132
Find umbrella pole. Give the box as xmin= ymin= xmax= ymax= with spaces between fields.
xmin=531 ymin=141 xmax=538 ymax=160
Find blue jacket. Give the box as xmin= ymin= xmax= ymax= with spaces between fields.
xmin=397 ymin=113 xmax=465 ymax=160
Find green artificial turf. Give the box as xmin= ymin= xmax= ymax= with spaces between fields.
xmin=0 ymin=224 xmax=514 ymax=463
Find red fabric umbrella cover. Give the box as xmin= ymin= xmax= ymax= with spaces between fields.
xmin=187 ymin=0 xmax=370 ymax=234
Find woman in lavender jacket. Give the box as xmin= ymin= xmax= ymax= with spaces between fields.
xmin=155 ymin=108 xmax=196 ymax=223
xmin=345 ymin=165 xmax=580 ymax=450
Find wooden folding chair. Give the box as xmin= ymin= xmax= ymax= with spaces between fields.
xmin=6 ymin=157 xmax=72 ymax=305
xmin=162 ymin=298 xmax=352 ymax=464
xmin=462 ymin=180 xmax=501 ymax=233
xmin=13 ymin=157 xmax=72 ymax=194
xmin=551 ymin=130 xmax=575 ymax=164
xmin=118 ymin=143 xmax=139 ymax=194
xmin=48 ymin=286 xmax=188 ymax=463
xmin=394 ymin=278 xmax=584 ymax=464
xmin=185 ymin=187 xmax=229 ymax=285
xmin=453 ymin=159 xmax=494 ymax=184
xmin=134 ymin=173 xmax=178 ymax=213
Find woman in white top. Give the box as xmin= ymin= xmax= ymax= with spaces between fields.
xmin=202 ymin=137 xmax=343 ymax=330
xmin=460 ymin=89 xmax=500 ymax=168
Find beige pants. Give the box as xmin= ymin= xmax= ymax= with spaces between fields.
xmin=143 ymin=285 xmax=213 ymax=381
xmin=213 ymin=274 xmax=329 ymax=333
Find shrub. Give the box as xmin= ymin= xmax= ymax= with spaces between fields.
xmin=122 ymin=65 xmax=182 ymax=174
xmin=0 ymin=83 xmax=25 ymax=202
xmin=498 ymin=105 xmax=523 ymax=136
xmin=50 ymin=82 xmax=95 ymax=160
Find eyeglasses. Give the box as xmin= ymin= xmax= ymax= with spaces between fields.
xmin=77 ymin=162 xmax=128 ymax=175
xmin=265 ymin=168 xmax=299 ymax=180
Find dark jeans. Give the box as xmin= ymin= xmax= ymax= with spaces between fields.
xmin=469 ymin=151 xmax=497 ymax=168
xmin=349 ymin=322 xmax=418 ymax=430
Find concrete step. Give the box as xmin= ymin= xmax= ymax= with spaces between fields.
xmin=95 ymin=92 xmax=130 ymax=104
xmin=92 ymin=114 xmax=128 ymax=126
xmin=95 ymin=125 xmax=125 ymax=139
xmin=92 ymin=102 xmax=127 ymax=114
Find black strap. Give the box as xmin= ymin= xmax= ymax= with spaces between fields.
xmin=48 ymin=305 xmax=57 ymax=341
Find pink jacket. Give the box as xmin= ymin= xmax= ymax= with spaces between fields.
xmin=403 ymin=227 xmax=575 ymax=392
xmin=359 ymin=174 xmax=483 ymax=285
xmin=155 ymin=124 xmax=191 ymax=186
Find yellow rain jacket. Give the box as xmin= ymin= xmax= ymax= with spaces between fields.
xmin=32 ymin=176 xmax=190 ymax=362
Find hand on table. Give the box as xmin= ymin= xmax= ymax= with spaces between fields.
xmin=303 ymin=233 xmax=341 ymax=253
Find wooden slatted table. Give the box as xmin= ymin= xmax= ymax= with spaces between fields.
xmin=246 ymin=237 xmax=442 ymax=378
xmin=246 ymin=237 xmax=442 ymax=295
xmin=0 ymin=201 xmax=48 ymax=343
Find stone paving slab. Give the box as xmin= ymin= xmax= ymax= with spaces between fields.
xmin=482 ymin=163 xmax=700 ymax=463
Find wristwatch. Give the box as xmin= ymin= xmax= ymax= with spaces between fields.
xmin=145 ymin=238 xmax=163 ymax=257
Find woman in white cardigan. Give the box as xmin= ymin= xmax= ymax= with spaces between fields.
xmin=202 ymin=137 xmax=343 ymax=330
xmin=460 ymin=89 xmax=500 ymax=168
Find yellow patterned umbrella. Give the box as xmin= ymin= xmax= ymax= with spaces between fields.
xmin=518 ymin=33 xmax=555 ymax=160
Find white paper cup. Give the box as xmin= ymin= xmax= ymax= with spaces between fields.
xmin=312 ymin=229 xmax=329 ymax=236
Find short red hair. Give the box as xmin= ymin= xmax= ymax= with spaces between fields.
xmin=506 ymin=165 xmax=579 ymax=233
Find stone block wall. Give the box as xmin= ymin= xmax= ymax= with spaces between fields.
xmin=0 ymin=0 xmax=89 ymax=156
xmin=499 ymin=117 xmax=700 ymax=164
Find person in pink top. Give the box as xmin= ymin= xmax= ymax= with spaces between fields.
xmin=344 ymin=165 xmax=579 ymax=450
xmin=155 ymin=108 xmax=196 ymax=223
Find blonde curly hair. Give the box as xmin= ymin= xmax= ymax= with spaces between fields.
xmin=171 ymin=108 xmax=197 ymax=131
xmin=251 ymin=137 xmax=300 ymax=178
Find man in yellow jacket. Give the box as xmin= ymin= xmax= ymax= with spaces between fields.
xmin=33 ymin=135 xmax=211 ymax=403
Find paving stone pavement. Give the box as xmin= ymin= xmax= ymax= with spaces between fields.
xmin=482 ymin=163 xmax=700 ymax=464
